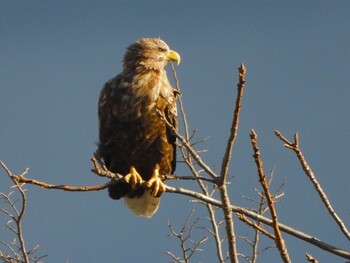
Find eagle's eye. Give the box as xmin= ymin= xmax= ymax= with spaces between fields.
xmin=158 ymin=47 xmax=167 ymax=52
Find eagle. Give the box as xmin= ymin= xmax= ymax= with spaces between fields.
xmin=96 ymin=38 xmax=180 ymax=218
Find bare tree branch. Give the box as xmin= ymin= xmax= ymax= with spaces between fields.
xmin=216 ymin=64 xmax=247 ymax=263
xmin=0 ymin=161 xmax=47 ymax=263
xmin=250 ymin=130 xmax=291 ymax=262
xmin=275 ymin=130 xmax=350 ymax=241
xmin=165 ymin=185 xmax=350 ymax=260
xmin=218 ymin=63 xmax=246 ymax=186
xmin=305 ymin=253 xmax=319 ymax=263
xmin=170 ymin=64 xmax=226 ymax=263
xmin=177 ymin=134 xmax=226 ymax=262
xmin=170 ymin=62 xmax=190 ymax=142
xmin=157 ymin=110 xmax=219 ymax=180
xmin=240 ymin=167 xmax=286 ymax=262
xmin=2 ymin=158 xmax=349 ymax=260
xmin=239 ymin=196 xmax=266 ymax=263
xmin=0 ymin=161 xmax=30 ymax=263
xmin=165 ymin=209 xmax=208 ymax=263
xmin=11 ymin=176 xmax=111 ymax=192
xmin=237 ymin=213 xmax=275 ymax=240
xmin=162 ymin=174 xmax=216 ymax=184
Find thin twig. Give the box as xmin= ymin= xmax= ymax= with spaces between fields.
xmin=218 ymin=63 xmax=246 ymax=186
xmin=0 ymin=161 xmax=29 ymax=263
xmin=217 ymin=64 xmax=247 ymax=263
xmin=91 ymin=156 xmax=123 ymax=180
xmin=179 ymin=146 xmax=225 ymax=262
xmin=13 ymin=176 xmax=111 ymax=192
xmin=237 ymin=213 xmax=275 ymax=240
xmin=250 ymin=130 xmax=291 ymax=263
xmin=171 ymin=64 xmax=225 ymax=263
xmin=170 ymin=62 xmax=190 ymax=141
xmin=157 ymin=110 xmax=219 ymax=180
xmin=242 ymin=168 xmax=286 ymax=262
xmin=251 ymin=197 xmax=266 ymax=263
xmin=3 ymin=157 xmax=120 ymax=192
xmin=305 ymin=253 xmax=319 ymax=263
xmin=239 ymin=194 xmax=267 ymax=263
xmin=206 ymin=204 xmax=225 ymax=263
xmin=166 ymin=208 xmax=208 ymax=263
xmin=162 ymin=174 xmax=216 ymax=184
xmin=170 ymin=63 xmax=226 ymax=262
xmin=274 ymin=130 xmax=350 ymax=241
xmin=14 ymin=176 xmax=29 ymax=263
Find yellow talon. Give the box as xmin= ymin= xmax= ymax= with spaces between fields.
xmin=124 ymin=166 xmax=143 ymax=189
xmin=146 ymin=165 xmax=165 ymax=197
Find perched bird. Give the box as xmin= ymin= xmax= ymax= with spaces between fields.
xmin=96 ymin=38 xmax=180 ymax=218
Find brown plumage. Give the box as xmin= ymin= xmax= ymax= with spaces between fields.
xmin=96 ymin=38 xmax=180 ymax=217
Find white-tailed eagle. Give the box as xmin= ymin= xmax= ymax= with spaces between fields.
xmin=96 ymin=38 xmax=180 ymax=218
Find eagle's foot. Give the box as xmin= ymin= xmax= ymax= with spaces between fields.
xmin=124 ymin=166 xmax=143 ymax=189
xmin=145 ymin=165 xmax=165 ymax=197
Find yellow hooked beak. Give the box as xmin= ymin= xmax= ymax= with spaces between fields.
xmin=166 ymin=50 xmax=181 ymax=65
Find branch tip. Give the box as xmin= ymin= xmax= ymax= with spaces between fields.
xmin=239 ymin=63 xmax=246 ymax=77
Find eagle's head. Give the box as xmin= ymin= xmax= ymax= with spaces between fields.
xmin=123 ymin=38 xmax=180 ymax=71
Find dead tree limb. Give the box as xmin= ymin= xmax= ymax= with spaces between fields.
xmin=274 ymin=130 xmax=350 ymax=241
xmin=250 ymin=130 xmax=291 ymax=263
xmin=217 ymin=64 xmax=247 ymax=263
xmin=165 ymin=185 xmax=350 ymax=260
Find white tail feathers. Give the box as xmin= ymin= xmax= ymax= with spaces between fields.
xmin=124 ymin=189 xmax=160 ymax=218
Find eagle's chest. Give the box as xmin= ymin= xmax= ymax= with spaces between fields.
xmin=133 ymin=72 xmax=172 ymax=111
xmin=110 ymin=71 xmax=173 ymax=150
xmin=112 ymin=72 xmax=172 ymax=120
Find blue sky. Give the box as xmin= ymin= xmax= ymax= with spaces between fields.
xmin=1 ymin=1 xmax=350 ymax=262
